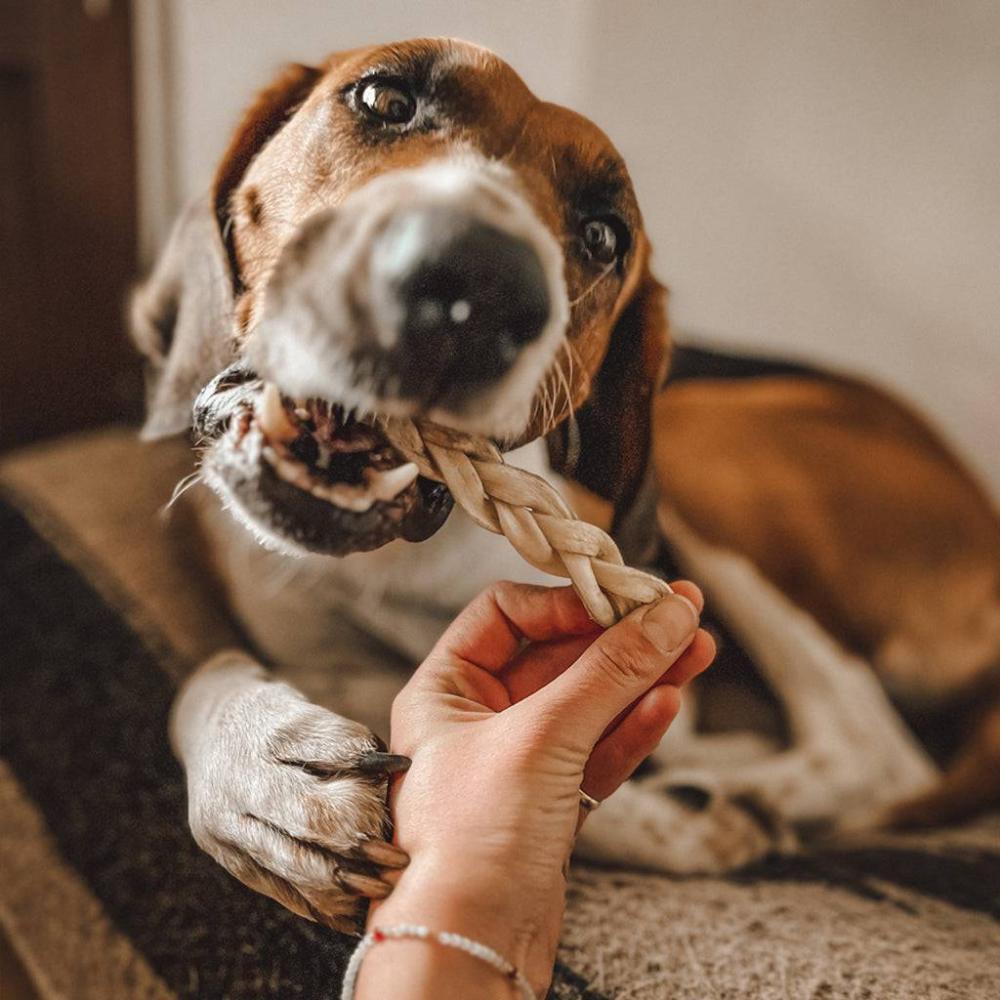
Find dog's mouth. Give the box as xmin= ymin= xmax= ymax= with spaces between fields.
xmin=197 ymin=368 xmax=453 ymax=556
xmin=257 ymin=384 xmax=423 ymax=514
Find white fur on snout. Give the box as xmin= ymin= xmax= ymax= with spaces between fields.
xmin=246 ymin=155 xmax=568 ymax=441
xmin=199 ymin=422 xmax=304 ymax=556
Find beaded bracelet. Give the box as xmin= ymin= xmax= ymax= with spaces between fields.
xmin=340 ymin=923 xmax=537 ymax=1000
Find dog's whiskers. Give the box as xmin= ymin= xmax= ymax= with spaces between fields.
xmin=160 ymin=470 xmax=204 ymax=517
xmin=569 ymin=261 xmax=616 ymax=308
xmin=536 ymin=378 xmax=555 ymax=434
xmin=553 ymin=339 xmax=577 ymax=424
xmin=531 ymin=337 xmax=584 ymax=436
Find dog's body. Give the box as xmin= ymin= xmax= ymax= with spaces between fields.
xmin=133 ymin=39 xmax=1000 ymax=929
xmin=655 ymin=365 xmax=1000 ymax=831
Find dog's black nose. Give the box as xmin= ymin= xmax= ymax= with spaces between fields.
xmin=368 ymin=207 xmax=550 ymax=399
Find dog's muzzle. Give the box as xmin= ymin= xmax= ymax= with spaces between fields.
xmin=247 ymin=159 xmax=568 ymax=440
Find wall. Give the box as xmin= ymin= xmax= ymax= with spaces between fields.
xmin=133 ymin=0 xmax=1000 ymax=494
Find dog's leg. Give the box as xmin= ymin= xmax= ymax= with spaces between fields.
xmin=576 ymin=683 xmax=792 ymax=875
xmin=888 ymin=698 xmax=1000 ymax=827
xmin=577 ymin=511 xmax=940 ymax=875
xmin=657 ymin=508 xmax=938 ymax=829
xmin=650 ymin=689 xmax=780 ymax=771
xmin=575 ymin=765 xmax=794 ymax=873
xmin=171 ymin=650 xmax=409 ymax=931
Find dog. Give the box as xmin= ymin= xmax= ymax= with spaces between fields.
xmin=131 ymin=38 xmax=1000 ymax=930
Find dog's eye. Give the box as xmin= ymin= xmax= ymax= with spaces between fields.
xmin=580 ymin=216 xmax=628 ymax=265
xmin=358 ymin=78 xmax=416 ymax=125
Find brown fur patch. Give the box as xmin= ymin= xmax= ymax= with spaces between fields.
xmin=655 ymin=372 xmax=1000 ymax=827
xmin=243 ymin=186 xmax=264 ymax=227
xmin=233 ymin=293 xmax=255 ymax=336
xmin=654 ymin=375 xmax=999 ymax=697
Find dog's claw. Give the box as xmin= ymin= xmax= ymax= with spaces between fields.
xmin=340 ymin=870 xmax=393 ymax=900
xmin=356 ymin=751 xmax=411 ymax=776
xmin=307 ymin=902 xmax=360 ymax=935
xmin=358 ymin=839 xmax=410 ymax=869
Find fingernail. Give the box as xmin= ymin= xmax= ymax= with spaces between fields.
xmin=641 ymin=594 xmax=699 ymax=652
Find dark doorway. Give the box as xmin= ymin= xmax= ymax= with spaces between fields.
xmin=0 ymin=0 xmax=141 ymax=451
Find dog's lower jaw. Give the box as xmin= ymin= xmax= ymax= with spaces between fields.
xmin=197 ymin=395 xmax=456 ymax=558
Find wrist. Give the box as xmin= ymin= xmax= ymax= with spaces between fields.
xmin=369 ymin=851 xmax=562 ymax=990
xmin=351 ymin=932 xmax=519 ymax=1000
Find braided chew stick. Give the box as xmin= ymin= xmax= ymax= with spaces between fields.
xmin=381 ymin=418 xmax=672 ymax=627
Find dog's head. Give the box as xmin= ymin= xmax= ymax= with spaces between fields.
xmin=133 ymin=39 xmax=668 ymax=556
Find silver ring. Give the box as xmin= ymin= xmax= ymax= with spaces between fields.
xmin=579 ymin=789 xmax=601 ymax=812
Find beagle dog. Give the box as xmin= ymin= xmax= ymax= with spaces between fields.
xmin=133 ymin=38 xmax=668 ymax=930
xmin=132 ymin=38 xmax=999 ymax=932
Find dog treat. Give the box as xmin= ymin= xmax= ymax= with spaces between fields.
xmin=381 ymin=418 xmax=672 ymax=626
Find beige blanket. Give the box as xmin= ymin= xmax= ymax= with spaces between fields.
xmin=2 ymin=427 xmax=996 ymax=999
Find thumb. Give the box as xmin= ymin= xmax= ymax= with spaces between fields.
xmin=530 ymin=592 xmax=700 ymax=749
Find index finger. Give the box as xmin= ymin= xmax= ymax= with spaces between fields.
xmin=435 ymin=582 xmax=599 ymax=672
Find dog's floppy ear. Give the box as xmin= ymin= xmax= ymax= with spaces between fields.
xmin=130 ymin=63 xmax=323 ymax=440
xmin=212 ymin=62 xmax=323 ymax=292
xmin=552 ymin=246 xmax=670 ymax=533
xmin=130 ymin=196 xmax=236 ymax=439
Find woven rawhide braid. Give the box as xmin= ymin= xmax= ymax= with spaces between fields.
xmin=381 ymin=418 xmax=672 ymax=627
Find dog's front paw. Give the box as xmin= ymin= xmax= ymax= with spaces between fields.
xmin=176 ymin=654 xmax=410 ymax=931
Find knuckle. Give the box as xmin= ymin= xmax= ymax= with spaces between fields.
xmin=588 ymin=637 xmax=650 ymax=688
xmin=508 ymin=723 xmax=552 ymax=761
xmin=487 ymin=579 xmax=518 ymax=603
xmin=484 ymin=578 xmax=539 ymax=617
xmin=390 ymin=686 xmax=412 ymax=723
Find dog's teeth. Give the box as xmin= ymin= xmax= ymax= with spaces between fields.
xmin=306 ymin=467 xmax=416 ymax=511
xmin=265 ymin=446 xmax=375 ymax=510
xmin=258 ymin=383 xmax=298 ymax=442
xmin=308 ymin=481 xmax=375 ymax=512
xmin=267 ymin=451 xmax=314 ymax=491
xmin=365 ymin=463 xmax=419 ymax=501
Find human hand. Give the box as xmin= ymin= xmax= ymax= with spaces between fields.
xmin=367 ymin=581 xmax=714 ymax=993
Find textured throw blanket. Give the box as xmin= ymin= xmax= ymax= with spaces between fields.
xmin=1 ymin=427 xmax=997 ymax=1000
